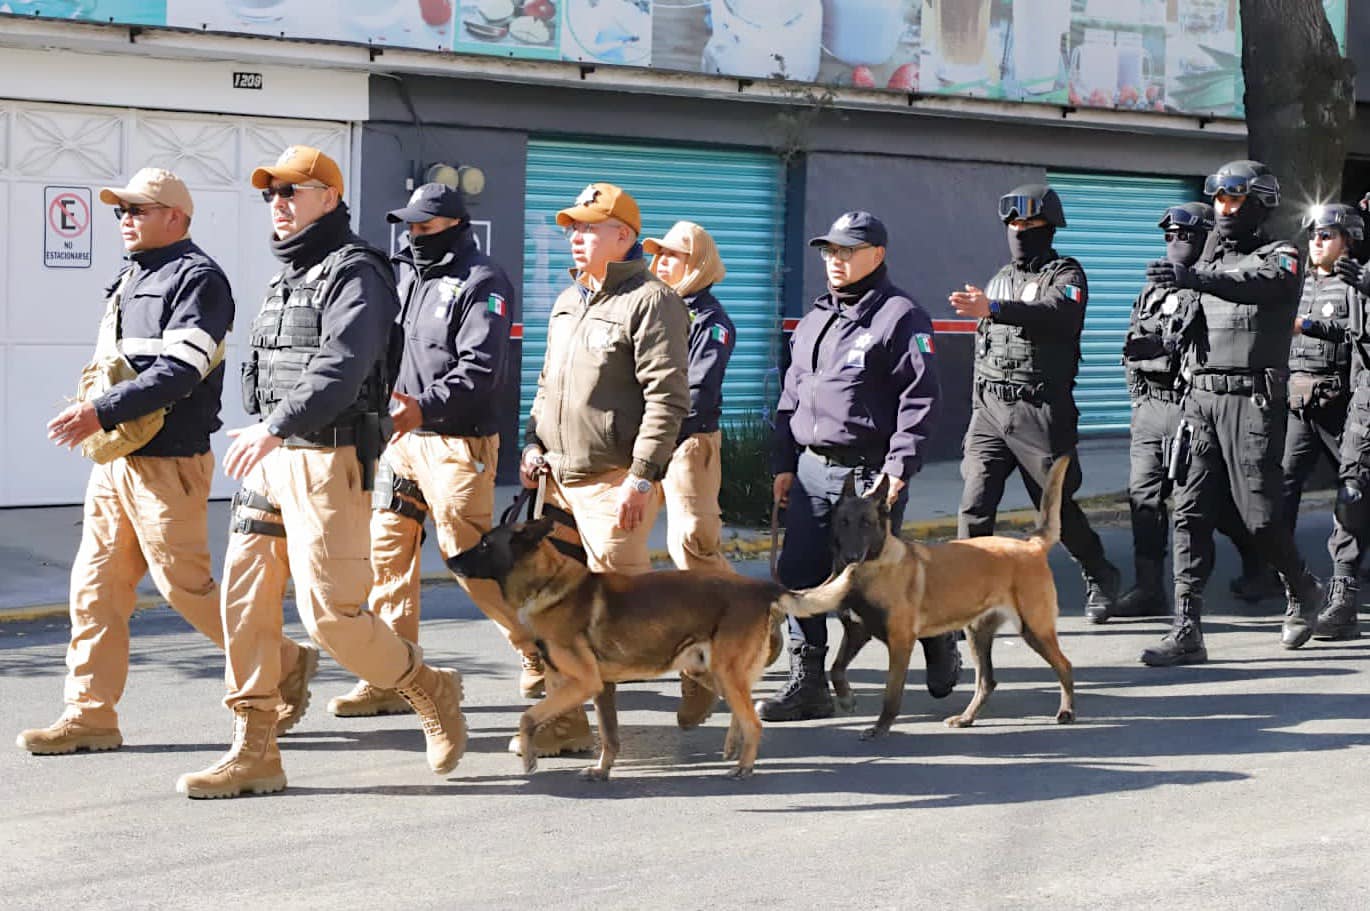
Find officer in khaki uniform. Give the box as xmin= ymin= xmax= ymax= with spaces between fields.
xmin=17 ymin=168 xmax=316 ymax=756
xmin=176 ymin=147 xmax=466 ymax=799
xmin=327 ymin=182 xmax=545 ymax=717
xmin=520 ymin=182 xmax=690 ymax=756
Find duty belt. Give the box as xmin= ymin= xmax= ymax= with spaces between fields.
xmin=977 ymin=379 xmax=1048 ymax=404
xmin=804 ymin=445 xmax=884 ymax=469
xmin=1189 ymin=373 xmax=1262 ymax=396
xmin=229 ymin=489 xmax=286 ymax=538
xmin=1141 ymin=382 xmax=1183 ymax=404
xmin=284 ymin=424 xmax=357 ymax=449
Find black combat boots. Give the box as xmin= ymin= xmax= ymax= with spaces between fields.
xmin=920 ymin=633 xmax=963 ymax=699
xmin=1314 ymin=575 xmax=1362 ymax=641
xmin=1280 ymin=569 xmax=1324 ymax=650
xmin=1141 ymin=595 xmax=1207 ymax=667
xmin=1083 ymin=561 xmax=1122 ymax=624
xmin=758 ymin=644 xmax=834 ymax=722
xmin=1229 ymin=565 xmax=1284 ymax=603
xmin=1112 ymin=557 xmax=1170 ymax=618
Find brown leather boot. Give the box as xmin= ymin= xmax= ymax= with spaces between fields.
xmin=677 ymin=672 xmax=718 ymax=729
xmin=396 ymin=665 xmax=468 ymax=775
xmin=520 ymin=651 xmax=546 ymax=699
xmin=16 ymin=713 xmax=122 ymax=756
xmin=276 ymin=643 xmax=320 ymax=734
xmin=327 ymin=681 xmax=413 ymax=717
xmin=176 ymin=706 xmax=287 ymax=799
xmin=506 ymin=706 xmax=596 ymax=758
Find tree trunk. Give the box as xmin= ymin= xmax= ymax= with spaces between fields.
xmin=1239 ymin=0 xmax=1356 ymax=242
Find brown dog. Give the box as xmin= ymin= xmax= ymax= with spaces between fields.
xmin=448 ymin=517 xmax=826 ymax=780
xmin=780 ymin=456 xmax=1077 ymax=739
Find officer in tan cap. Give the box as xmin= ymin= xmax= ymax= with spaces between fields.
xmin=16 ymin=168 xmax=318 ymax=756
xmin=519 ymin=182 xmax=689 ymax=758
xmin=176 ymin=147 xmax=467 ymax=798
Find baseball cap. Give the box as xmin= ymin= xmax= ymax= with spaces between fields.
xmin=808 ymin=211 xmax=888 ymax=248
xmin=555 ymin=182 xmax=642 ymax=235
xmin=99 ymin=167 xmax=195 ymax=216
xmin=387 ymin=182 xmax=469 ymax=224
xmin=642 ymin=221 xmax=698 ymax=256
xmin=250 ymin=145 xmax=345 ymax=196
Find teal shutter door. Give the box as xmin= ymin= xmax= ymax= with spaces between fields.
xmin=1047 ymin=171 xmax=1198 ymax=435
xmin=521 ymin=139 xmax=785 ymax=431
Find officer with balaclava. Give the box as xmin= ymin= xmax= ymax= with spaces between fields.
xmin=950 ymin=184 xmax=1121 ymax=623
xmin=1115 ymin=202 xmax=1265 ymax=617
xmin=1140 ymin=160 xmax=1321 ymax=667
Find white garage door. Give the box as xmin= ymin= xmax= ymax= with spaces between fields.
xmin=0 ymin=101 xmax=352 ymax=506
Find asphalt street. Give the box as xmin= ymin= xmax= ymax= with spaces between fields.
xmin=2 ymin=515 xmax=1368 ymax=910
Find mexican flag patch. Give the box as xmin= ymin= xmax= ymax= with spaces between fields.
xmin=1278 ymin=252 xmax=1299 ymax=275
xmin=915 ymin=333 xmax=934 ymax=354
xmin=710 ymin=325 xmax=730 ymax=345
xmin=487 ymin=293 xmax=507 ymax=317
xmin=1063 ymin=284 xmax=1083 ymax=303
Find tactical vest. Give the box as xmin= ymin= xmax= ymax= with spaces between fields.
xmin=1125 ymin=284 xmax=1194 ymax=387
xmin=1194 ymin=241 xmax=1299 ymax=373
xmin=1288 ymin=271 xmax=1352 ymax=375
xmin=975 ymin=257 xmax=1080 ymax=393
xmin=243 ymin=244 xmax=390 ymax=422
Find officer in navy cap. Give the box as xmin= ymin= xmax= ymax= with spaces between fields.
xmin=764 ymin=211 xmax=960 ymax=723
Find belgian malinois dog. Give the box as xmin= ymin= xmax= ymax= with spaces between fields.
xmin=448 ymin=517 xmax=825 ymax=780
xmin=789 ymin=456 xmax=1077 ymax=739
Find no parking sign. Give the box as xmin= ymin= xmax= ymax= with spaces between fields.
xmin=44 ymin=186 xmax=92 ymax=269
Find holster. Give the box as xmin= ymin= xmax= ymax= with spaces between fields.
xmin=356 ymin=413 xmax=382 ymax=492
xmin=1336 ymin=484 xmax=1367 ymax=533
xmin=1167 ymin=420 xmax=1193 ymax=486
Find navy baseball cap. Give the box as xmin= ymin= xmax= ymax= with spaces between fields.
xmin=386 ymin=182 xmax=468 ymax=224
xmin=808 ymin=211 xmax=888 ymax=248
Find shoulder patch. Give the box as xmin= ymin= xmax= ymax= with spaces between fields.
xmin=1278 ymin=252 xmax=1299 ymax=275
xmin=1064 ymin=284 xmax=1084 ymax=303
xmin=710 ymin=324 xmax=730 ymax=345
xmin=915 ymin=333 xmax=934 ymax=354
xmin=486 ymin=292 xmax=507 ymax=316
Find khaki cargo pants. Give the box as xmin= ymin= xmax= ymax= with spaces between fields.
xmin=543 ymin=455 xmax=663 ymax=575
xmin=370 ymin=432 xmax=534 ymax=654
xmin=64 ymin=453 xmax=301 ymax=728
xmin=222 ymin=445 xmax=417 ymax=713
xmin=662 ymin=430 xmax=734 ymax=575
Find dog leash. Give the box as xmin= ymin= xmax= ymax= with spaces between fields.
xmin=769 ymin=499 xmax=782 ymax=584
xmin=533 ymin=472 xmax=547 ymax=521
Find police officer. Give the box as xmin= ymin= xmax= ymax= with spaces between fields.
xmin=1141 ymin=160 xmax=1321 ymax=667
xmin=1115 ymin=203 xmax=1265 ymax=617
xmin=950 ymin=185 xmax=1121 ymax=622
xmin=763 ymin=211 xmax=959 ymax=723
xmin=18 ymin=167 xmax=315 ymax=755
xmin=177 ymin=146 xmax=467 ymax=798
xmin=326 ymin=182 xmax=544 ymax=717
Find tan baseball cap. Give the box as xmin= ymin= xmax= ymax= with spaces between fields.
xmin=99 ymin=167 xmax=194 ymax=216
xmin=250 ymin=145 xmax=345 ymax=196
xmin=643 ymin=221 xmax=698 ymax=256
xmin=556 ymin=182 xmax=641 ymax=235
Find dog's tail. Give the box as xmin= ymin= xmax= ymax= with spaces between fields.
xmin=773 ymin=567 xmax=856 ymax=620
xmin=1031 ymin=455 xmax=1071 ymax=550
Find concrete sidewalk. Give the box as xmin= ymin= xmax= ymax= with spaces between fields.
xmin=0 ymin=439 xmax=1134 ymax=618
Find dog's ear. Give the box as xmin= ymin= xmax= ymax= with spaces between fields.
xmin=840 ymin=472 xmax=858 ymax=499
xmin=865 ymin=473 xmax=890 ymax=504
xmin=517 ymin=516 xmax=556 ymax=544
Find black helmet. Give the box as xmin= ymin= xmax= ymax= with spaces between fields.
xmin=1158 ymin=202 xmax=1215 ymax=232
xmin=1203 ymin=160 xmax=1281 ymax=208
xmin=1301 ymin=203 xmax=1365 ymax=241
xmin=998 ymin=184 xmax=1067 ymax=227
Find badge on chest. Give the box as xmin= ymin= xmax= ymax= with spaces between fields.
xmin=434 ymin=277 xmax=464 ymax=319
xmin=1161 ymin=293 xmax=1180 ymax=315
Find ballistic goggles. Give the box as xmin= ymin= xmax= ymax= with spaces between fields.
xmin=1158 ymin=206 xmax=1212 ymax=230
xmin=998 ymin=194 xmax=1044 ymax=223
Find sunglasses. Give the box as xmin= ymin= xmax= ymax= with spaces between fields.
xmin=261 ymin=183 xmax=328 ymax=202
xmin=819 ymin=244 xmax=872 ymax=263
xmin=112 ymin=204 xmax=166 ymax=220
xmin=1309 ymin=228 xmax=1339 ymax=242
xmin=1164 ymin=228 xmax=1196 ymax=242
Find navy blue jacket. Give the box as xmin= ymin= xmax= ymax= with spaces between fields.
xmin=772 ymin=268 xmax=941 ymax=480
xmin=679 ymin=286 xmax=735 ymax=441
xmin=94 ymin=238 xmax=233 ymax=457
xmin=393 ymin=231 xmax=513 ymax=437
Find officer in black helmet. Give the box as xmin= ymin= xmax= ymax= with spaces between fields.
xmin=950 ymin=184 xmax=1121 ymax=622
xmin=1116 ymin=202 xmax=1265 ymax=617
xmin=1140 ymin=160 xmax=1321 ymax=667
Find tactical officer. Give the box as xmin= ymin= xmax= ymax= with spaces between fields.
xmin=764 ymin=211 xmax=959 ymax=723
xmin=18 ymin=168 xmax=315 ymax=755
xmin=950 ymin=185 xmax=1121 ymax=622
xmin=1140 ymin=160 xmax=1321 ymax=667
xmin=327 ymin=182 xmax=544 ymax=718
xmin=1116 ymin=202 xmax=1265 ymax=617
xmin=177 ymin=146 xmax=466 ymax=799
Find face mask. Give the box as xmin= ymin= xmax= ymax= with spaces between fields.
xmin=1215 ymin=200 xmax=1264 ymax=241
xmin=1007 ymin=225 xmax=1053 ymax=264
xmin=410 ymin=223 xmax=463 ymax=270
xmin=1166 ymin=232 xmax=1206 ymax=268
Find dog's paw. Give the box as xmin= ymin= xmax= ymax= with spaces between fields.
xmin=520 ymin=748 xmax=539 ymax=775
xmin=1055 ymin=709 xmax=1076 ymax=725
xmin=725 ymin=765 xmax=755 ymax=780
xmin=834 ymin=694 xmax=857 ymax=714
xmin=722 ymin=742 xmax=739 ymax=761
xmin=579 ymin=767 xmax=611 ymax=782
xmin=858 ymin=726 xmax=887 ymax=741
xmin=944 ymin=714 xmax=975 ymax=728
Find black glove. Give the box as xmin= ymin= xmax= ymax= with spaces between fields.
xmin=1334 ymin=255 xmax=1369 ymax=294
xmin=1146 ymin=260 xmax=1179 ymax=288
xmin=1123 ymin=335 xmax=1166 ymax=361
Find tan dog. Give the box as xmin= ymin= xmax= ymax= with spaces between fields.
xmin=448 ymin=517 xmax=827 ymax=780
xmin=779 ymin=456 xmax=1076 ymax=738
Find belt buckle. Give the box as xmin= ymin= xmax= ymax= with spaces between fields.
xmin=1253 ymin=392 xmax=1268 ymax=408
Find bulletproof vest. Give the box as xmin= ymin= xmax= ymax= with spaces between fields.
xmin=1126 ymin=284 xmax=1193 ymax=385
xmin=1288 ymin=272 xmax=1352 ymax=375
xmin=246 ymin=244 xmax=389 ymax=421
xmin=975 ymin=257 xmax=1080 ymax=392
xmin=1195 ymin=241 xmax=1299 ymax=372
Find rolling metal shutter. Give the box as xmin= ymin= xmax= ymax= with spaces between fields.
xmin=520 ymin=139 xmax=785 ymax=430
xmin=1047 ymin=171 xmax=1198 ymax=435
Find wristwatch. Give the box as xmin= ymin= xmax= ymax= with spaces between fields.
xmin=628 ymin=475 xmax=652 ymax=494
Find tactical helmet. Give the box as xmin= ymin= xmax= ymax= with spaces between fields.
xmin=998 ymin=184 xmax=1067 ymax=227
xmin=1158 ymin=202 xmax=1215 ymax=232
xmin=1203 ymin=160 xmax=1281 ymax=208
xmin=1301 ymin=203 xmax=1365 ymax=241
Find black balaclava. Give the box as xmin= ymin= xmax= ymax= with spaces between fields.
xmin=410 ymin=222 xmax=469 ymax=272
xmin=1166 ymin=230 xmax=1208 ymax=268
xmin=1215 ymin=199 xmax=1265 ymax=242
xmin=1008 ymin=225 xmax=1054 ymax=265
